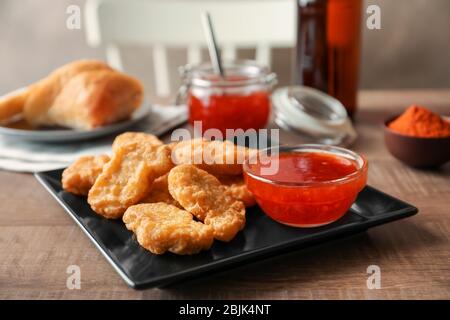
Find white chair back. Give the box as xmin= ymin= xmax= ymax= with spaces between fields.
xmin=85 ymin=0 xmax=296 ymax=97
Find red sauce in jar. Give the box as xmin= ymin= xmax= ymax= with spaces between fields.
xmin=244 ymin=151 xmax=367 ymax=227
xmin=188 ymin=91 xmax=271 ymax=135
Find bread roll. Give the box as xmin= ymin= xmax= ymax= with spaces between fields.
xmin=0 ymin=60 xmax=143 ymax=129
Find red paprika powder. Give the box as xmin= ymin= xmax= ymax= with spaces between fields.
xmin=388 ymin=105 xmax=450 ymax=138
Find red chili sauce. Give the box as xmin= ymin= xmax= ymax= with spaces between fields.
xmin=188 ymin=86 xmax=270 ymax=135
xmin=244 ymin=152 xmax=367 ymax=227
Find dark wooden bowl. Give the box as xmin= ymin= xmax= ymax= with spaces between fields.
xmin=384 ymin=115 xmax=450 ymax=168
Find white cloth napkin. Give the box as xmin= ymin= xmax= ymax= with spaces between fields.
xmin=0 ymin=105 xmax=187 ymax=172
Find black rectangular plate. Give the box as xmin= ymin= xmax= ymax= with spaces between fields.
xmin=35 ymin=170 xmax=417 ymax=289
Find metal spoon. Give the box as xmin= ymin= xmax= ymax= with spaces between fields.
xmin=201 ymin=12 xmax=225 ymax=77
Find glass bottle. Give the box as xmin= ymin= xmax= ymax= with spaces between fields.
xmin=295 ymin=0 xmax=362 ymax=116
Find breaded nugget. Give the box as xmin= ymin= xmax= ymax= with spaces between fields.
xmin=112 ymin=132 xmax=163 ymax=150
xmin=62 ymin=155 xmax=110 ymax=196
xmin=140 ymin=174 xmax=181 ymax=208
xmin=170 ymin=139 xmax=250 ymax=176
xmin=217 ymin=175 xmax=256 ymax=207
xmin=61 ymin=132 xmax=162 ymax=197
xmin=123 ymin=203 xmax=214 ymax=255
xmin=88 ymin=133 xmax=173 ymax=219
xmin=168 ymin=164 xmax=246 ymax=242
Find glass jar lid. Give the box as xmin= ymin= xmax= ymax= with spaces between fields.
xmin=272 ymin=86 xmax=357 ymax=146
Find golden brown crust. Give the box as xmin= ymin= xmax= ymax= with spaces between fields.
xmin=0 ymin=60 xmax=142 ymax=129
xmin=112 ymin=132 xmax=163 ymax=151
xmin=0 ymin=88 xmax=28 ymax=123
xmin=216 ymin=175 xmax=256 ymax=207
xmin=168 ymin=164 xmax=246 ymax=242
xmin=170 ymin=139 xmax=249 ymax=176
xmin=28 ymin=69 xmax=142 ymax=129
xmin=123 ymin=203 xmax=214 ymax=255
xmin=23 ymin=60 xmax=113 ymax=126
xmin=140 ymin=174 xmax=181 ymax=208
xmin=78 ymin=70 xmax=143 ymax=128
xmin=88 ymin=133 xmax=173 ymax=219
xmin=62 ymin=155 xmax=110 ymax=196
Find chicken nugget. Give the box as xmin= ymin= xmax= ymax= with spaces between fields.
xmin=217 ymin=175 xmax=256 ymax=207
xmin=62 ymin=155 xmax=110 ymax=196
xmin=170 ymin=138 xmax=250 ymax=176
xmin=168 ymin=164 xmax=246 ymax=242
xmin=140 ymin=174 xmax=181 ymax=208
xmin=112 ymin=132 xmax=163 ymax=150
xmin=88 ymin=133 xmax=173 ymax=219
xmin=123 ymin=203 xmax=214 ymax=255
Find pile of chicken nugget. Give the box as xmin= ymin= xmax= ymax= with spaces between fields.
xmin=61 ymin=132 xmax=257 ymax=255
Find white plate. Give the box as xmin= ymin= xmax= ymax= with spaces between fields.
xmin=0 ymin=103 xmax=152 ymax=142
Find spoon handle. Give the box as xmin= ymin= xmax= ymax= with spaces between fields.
xmin=201 ymin=12 xmax=225 ymax=77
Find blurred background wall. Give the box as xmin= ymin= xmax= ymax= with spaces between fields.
xmin=0 ymin=0 xmax=449 ymax=98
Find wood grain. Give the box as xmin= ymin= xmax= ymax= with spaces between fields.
xmin=0 ymin=90 xmax=449 ymax=299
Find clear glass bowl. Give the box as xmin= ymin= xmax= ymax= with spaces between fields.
xmin=243 ymin=144 xmax=368 ymax=227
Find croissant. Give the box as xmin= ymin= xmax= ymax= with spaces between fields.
xmin=0 ymin=60 xmax=143 ymax=129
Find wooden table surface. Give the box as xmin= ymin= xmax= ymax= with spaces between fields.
xmin=1 ymin=90 xmax=449 ymax=300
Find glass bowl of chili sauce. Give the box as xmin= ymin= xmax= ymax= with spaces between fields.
xmin=178 ymin=60 xmax=277 ymax=135
xmin=243 ymin=145 xmax=368 ymax=227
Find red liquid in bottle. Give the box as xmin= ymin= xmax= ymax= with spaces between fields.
xmin=295 ymin=0 xmax=362 ymax=116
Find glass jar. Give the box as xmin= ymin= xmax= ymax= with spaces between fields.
xmin=178 ymin=60 xmax=277 ymax=135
